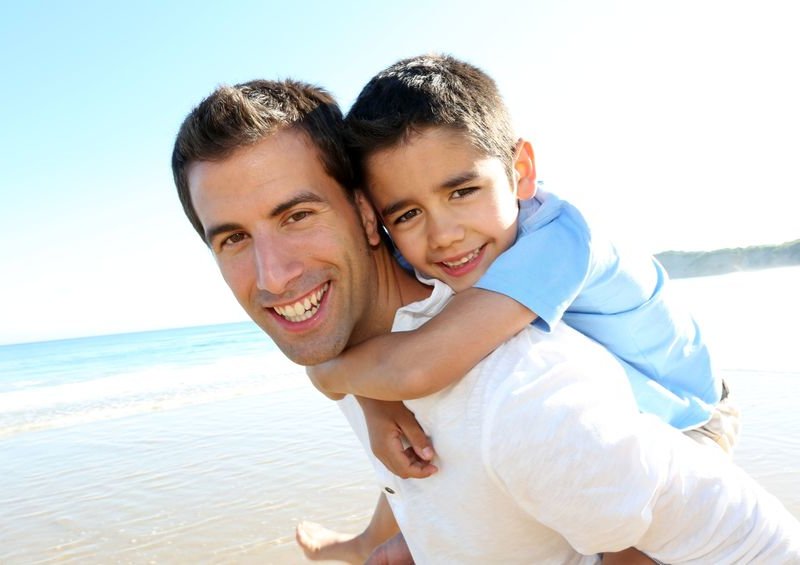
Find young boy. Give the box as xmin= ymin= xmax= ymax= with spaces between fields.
xmin=299 ymin=54 xmax=739 ymax=562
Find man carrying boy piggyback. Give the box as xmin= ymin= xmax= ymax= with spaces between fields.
xmin=172 ymin=55 xmax=800 ymax=563
xmin=297 ymin=54 xmax=774 ymax=562
xmin=308 ymin=54 xmax=738 ymax=451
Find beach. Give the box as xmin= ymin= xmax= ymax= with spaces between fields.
xmin=0 ymin=267 xmax=798 ymax=564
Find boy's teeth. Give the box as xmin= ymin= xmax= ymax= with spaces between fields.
xmin=274 ymin=283 xmax=329 ymax=322
xmin=443 ymin=249 xmax=479 ymax=268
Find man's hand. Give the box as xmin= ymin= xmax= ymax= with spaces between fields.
xmin=365 ymin=532 xmax=414 ymax=565
xmin=357 ymin=398 xmax=437 ymax=479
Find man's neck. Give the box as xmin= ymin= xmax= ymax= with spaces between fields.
xmin=349 ymin=246 xmax=431 ymax=348
xmin=386 ymin=252 xmax=433 ymax=309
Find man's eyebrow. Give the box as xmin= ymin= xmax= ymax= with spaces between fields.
xmin=205 ymin=223 xmax=242 ymax=245
xmin=204 ymin=191 xmax=326 ymax=244
xmin=205 ymin=222 xmax=243 ymax=245
xmin=270 ymin=191 xmax=326 ymax=217
xmin=379 ymin=170 xmax=481 ymax=218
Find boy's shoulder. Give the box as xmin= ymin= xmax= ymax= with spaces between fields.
xmin=518 ymin=187 xmax=592 ymax=240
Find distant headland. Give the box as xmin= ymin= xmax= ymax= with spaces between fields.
xmin=656 ymin=239 xmax=800 ymax=279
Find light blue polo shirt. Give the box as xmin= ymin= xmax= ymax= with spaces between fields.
xmin=474 ymin=190 xmax=721 ymax=430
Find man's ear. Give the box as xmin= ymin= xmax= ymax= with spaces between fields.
xmin=513 ymin=139 xmax=537 ymax=200
xmin=354 ymin=190 xmax=382 ymax=247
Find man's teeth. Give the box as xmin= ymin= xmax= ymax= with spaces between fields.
xmin=274 ymin=283 xmax=329 ymax=322
xmin=443 ymin=249 xmax=480 ymax=268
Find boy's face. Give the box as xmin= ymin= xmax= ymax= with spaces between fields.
xmin=364 ymin=127 xmax=523 ymax=292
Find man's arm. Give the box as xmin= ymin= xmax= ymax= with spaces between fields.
xmin=307 ymin=287 xmax=536 ymax=400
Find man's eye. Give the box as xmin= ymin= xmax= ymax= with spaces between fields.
xmin=221 ymin=232 xmax=248 ymax=247
xmin=395 ymin=209 xmax=421 ymax=224
xmin=452 ymin=187 xmax=478 ymax=199
xmin=286 ymin=210 xmax=311 ymax=223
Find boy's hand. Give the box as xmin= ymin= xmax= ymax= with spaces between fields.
xmin=357 ymin=398 xmax=438 ymax=479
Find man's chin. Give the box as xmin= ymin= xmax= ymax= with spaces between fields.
xmin=270 ymin=336 xmax=347 ymax=367
xmin=250 ymin=304 xmax=349 ymax=366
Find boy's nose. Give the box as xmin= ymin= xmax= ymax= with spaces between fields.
xmin=427 ymin=214 xmax=465 ymax=250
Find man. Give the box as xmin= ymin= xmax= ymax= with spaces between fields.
xmin=172 ymin=79 xmax=800 ymax=563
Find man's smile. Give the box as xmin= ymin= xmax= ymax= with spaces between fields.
xmin=271 ymin=282 xmax=330 ymax=323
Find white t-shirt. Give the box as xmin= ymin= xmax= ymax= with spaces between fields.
xmin=338 ymin=281 xmax=800 ymax=564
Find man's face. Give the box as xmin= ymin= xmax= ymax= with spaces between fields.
xmin=365 ymin=127 xmax=520 ymax=292
xmin=188 ymin=129 xmax=378 ymax=365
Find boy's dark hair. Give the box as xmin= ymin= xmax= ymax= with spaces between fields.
xmin=172 ymin=79 xmax=357 ymax=242
xmin=345 ymin=54 xmax=517 ymax=181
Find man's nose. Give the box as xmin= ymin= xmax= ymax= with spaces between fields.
xmin=427 ymin=213 xmax=465 ymax=250
xmin=253 ymin=233 xmax=303 ymax=294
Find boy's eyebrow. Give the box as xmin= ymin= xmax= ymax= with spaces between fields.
xmin=380 ymin=170 xmax=481 ymax=218
xmin=439 ymin=170 xmax=480 ymax=190
xmin=381 ymin=199 xmax=413 ymax=218
xmin=204 ymin=191 xmax=325 ymax=243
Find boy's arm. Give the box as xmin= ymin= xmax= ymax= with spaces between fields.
xmin=307 ymin=287 xmax=537 ymax=400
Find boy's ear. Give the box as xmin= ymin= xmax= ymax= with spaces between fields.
xmin=513 ymin=139 xmax=537 ymax=200
xmin=354 ymin=190 xmax=383 ymax=247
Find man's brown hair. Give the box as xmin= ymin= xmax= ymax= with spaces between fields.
xmin=172 ymin=79 xmax=357 ymax=241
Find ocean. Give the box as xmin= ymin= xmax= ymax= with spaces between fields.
xmin=1 ymin=267 xmax=798 ymax=564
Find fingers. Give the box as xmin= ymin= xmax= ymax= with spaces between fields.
xmin=401 ymin=446 xmax=438 ymax=479
xmin=361 ymin=399 xmax=438 ymax=479
xmin=374 ymin=435 xmax=438 ymax=479
xmin=395 ymin=412 xmax=435 ymax=462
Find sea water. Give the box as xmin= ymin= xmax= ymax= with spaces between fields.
xmin=0 ymin=267 xmax=798 ymax=563
xmin=0 ymin=323 xmax=297 ymax=438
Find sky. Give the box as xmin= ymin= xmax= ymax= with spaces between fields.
xmin=1 ymin=0 xmax=798 ymax=345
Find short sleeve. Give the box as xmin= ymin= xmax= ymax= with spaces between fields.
xmin=474 ymin=198 xmax=592 ymax=331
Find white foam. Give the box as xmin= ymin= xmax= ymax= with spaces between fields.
xmin=0 ymin=351 xmax=307 ymax=438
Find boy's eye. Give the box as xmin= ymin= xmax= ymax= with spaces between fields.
xmin=451 ymin=187 xmax=478 ymax=199
xmin=395 ymin=208 xmax=421 ymax=224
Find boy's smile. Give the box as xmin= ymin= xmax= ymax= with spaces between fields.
xmin=364 ymin=126 xmax=530 ymax=291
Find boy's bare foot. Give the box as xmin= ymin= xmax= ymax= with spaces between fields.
xmin=295 ymin=521 xmax=369 ymax=563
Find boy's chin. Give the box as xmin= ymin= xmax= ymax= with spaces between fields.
xmin=441 ymin=275 xmax=482 ymax=293
xmin=421 ymin=268 xmax=485 ymax=292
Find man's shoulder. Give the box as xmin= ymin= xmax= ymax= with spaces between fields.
xmin=486 ymin=322 xmax=630 ymax=393
xmin=392 ymin=279 xmax=453 ymax=331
